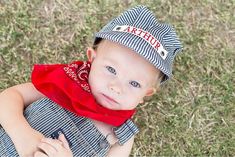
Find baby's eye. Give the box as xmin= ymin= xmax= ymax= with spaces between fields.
xmin=129 ymin=81 xmax=141 ymax=88
xmin=106 ymin=66 xmax=116 ymax=75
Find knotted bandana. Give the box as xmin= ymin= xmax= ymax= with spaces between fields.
xmin=31 ymin=61 xmax=135 ymax=126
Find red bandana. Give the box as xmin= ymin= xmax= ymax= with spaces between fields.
xmin=31 ymin=61 xmax=135 ymax=126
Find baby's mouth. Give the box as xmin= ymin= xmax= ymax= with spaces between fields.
xmin=102 ymin=94 xmax=118 ymax=104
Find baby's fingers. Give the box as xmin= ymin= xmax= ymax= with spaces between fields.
xmin=58 ymin=134 xmax=70 ymax=149
xmin=38 ymin=138 xmax=63 ymax=156
xmin=34 ymin=151 xmax=48 ymax=157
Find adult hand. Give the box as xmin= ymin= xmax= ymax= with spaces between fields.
xmin=34 ymin=134 xmax=73 ymax=157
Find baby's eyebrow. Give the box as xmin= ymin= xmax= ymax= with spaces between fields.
xmin=102 ymin=57 xmax=117 ymax=65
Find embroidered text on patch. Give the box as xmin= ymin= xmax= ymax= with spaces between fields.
xmin=113 ymin=25 xmax=168 ymax=60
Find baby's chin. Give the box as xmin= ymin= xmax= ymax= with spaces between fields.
xmin=98 ymin=101 xmax=135 ymax=111
xmin=97 ymin=100 xmax=119 ymax=110
xmin=92 ymin=91 xmax=135 ymax=110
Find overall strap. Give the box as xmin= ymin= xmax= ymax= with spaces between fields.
xmin=113 ymin=119 xmax=139 ymax=145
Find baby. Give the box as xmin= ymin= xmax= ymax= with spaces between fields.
xmin=0 ymin=5 xmax=182 ymax=157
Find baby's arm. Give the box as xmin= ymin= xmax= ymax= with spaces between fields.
xmin=0 ymin=82 xmax=45 ymax=157
xmin=33 ymin=135 xmax=134 ymax=157
xmin=107 ymin=136 xmax=135 ymax=157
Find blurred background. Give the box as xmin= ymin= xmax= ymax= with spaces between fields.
xmin=0 ymin=0 xmax=234 ymax=156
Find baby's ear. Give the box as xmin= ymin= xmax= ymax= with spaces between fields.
xmin=86 ymin=47 xmax=96 ymax=62
xmin=145 ymin=88 xmax=156 ymax=97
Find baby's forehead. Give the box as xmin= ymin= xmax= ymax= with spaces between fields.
xmin=97 ymin=41 xmax=160 ymax=81
xmin=97 ymin=40 xmax=154 ymax=68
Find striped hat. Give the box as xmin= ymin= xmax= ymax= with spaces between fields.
xmin=94 ymin=5 xmax=183 ymax=83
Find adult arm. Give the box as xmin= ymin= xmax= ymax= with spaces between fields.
xmin=0 ymin=82 xmax=45 ymax=157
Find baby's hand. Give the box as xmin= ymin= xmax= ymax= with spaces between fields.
xmin=34 ymin=134 xmax=73 ymax=157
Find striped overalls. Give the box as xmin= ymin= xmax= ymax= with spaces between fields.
xmin=0 ymin=98 xmax=138 ymax=157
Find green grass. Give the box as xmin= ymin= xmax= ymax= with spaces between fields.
xmin=0 ymin=0 xmax=234 ymax=156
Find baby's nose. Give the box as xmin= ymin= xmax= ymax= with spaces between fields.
xmin=109 ymin=82 xmax=122 ymax=95
xmin=110 ymin=86 xmax=120 ymax=94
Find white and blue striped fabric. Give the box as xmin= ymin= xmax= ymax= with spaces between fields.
xmin=0 ymin=98 xmax=139 ymax=157
xmin=95 ymin=5 xmax=183 ymax=83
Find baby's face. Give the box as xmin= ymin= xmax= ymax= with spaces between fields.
xmin=88 ymin=40 xmax=160 ymax=110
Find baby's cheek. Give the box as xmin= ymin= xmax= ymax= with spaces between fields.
xmin=124 ymin=95 xmax=140 ymax=109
